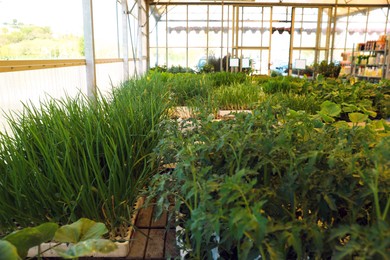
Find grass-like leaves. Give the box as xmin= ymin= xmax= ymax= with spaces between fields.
xmin=0 ymin=76 xmax=170 ymax=238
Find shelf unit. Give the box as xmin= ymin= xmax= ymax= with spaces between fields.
xmin=351 ymin=38 xmax=389 ymax=82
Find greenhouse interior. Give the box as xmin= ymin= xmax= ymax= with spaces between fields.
xmin=0 ymin=0 xmax=390 ymax=259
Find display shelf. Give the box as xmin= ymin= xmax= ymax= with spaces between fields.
xmin=350 ymin=36 xmax=389 ymax=82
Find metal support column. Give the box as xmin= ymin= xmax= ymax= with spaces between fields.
xmin=138 ymin=0 xmax=144 ymax=75
xmin=206 ymin=5 xmax=209 ymax=61
xmin=122 ymin=0 xmax=130 ymax=80
xmin=325 ymin=7 xmax=332 ymax=62
xmin=145 ymin=0 xmax=150 ymax=70
xmin=363 ymin=8 xmax=370 ymax=43
xmin=235 ymin=5 xmax=239 ymax=58
xmin=314 ymin=8 xmax=323 ymax=64
xmin=220 ymin=0 xmax=224 ymax=71
xmin=288 ymin=7 xmax=295 ymax=76
xmin=166 ymin=5 xmax=168 ymax=68
xmin=82 ymin=0 xmax=97 ymax=98
xmin=343 ymin=7 xmax=350 ymax=52
xmin=186 ymin=5 xmax=189 ymax=69
xmin=268 ymin=7 xmax=273 ymax=75
xmin=330 ymin=0 xmax=338 ymax=61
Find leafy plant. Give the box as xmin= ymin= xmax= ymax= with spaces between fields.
xmin=212 ymin=82 xmax=263 ymax=110
xmin=261 ymin=76 xmax=310 ymax=94
xmin=0 ymin=75 xmax=170 ymax=238
xmin=146 ymin=101 xmax=390 ymax=259
xmin=313 ymin=60 xmax=341 ymax=78
xmin=0 ymin=218 xmax=117 ymax=260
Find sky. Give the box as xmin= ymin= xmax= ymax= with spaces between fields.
xmin=0 ymin=0 xmax=84 ymax=35
xmin=0 ymin=0 xmax=119 ymax=37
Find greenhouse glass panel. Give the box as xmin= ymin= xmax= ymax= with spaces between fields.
xmin=168 ymin=30 xmax=187 ymax=48
xmin=318 ymin=50 xmax=327 ymax=63
xmin=332 ymin=49 xmax=345 ymax=63
xmin=209 ymin=47 xmax=225 ymax=64
xmin=259 ymin=50 xmax=270 ymax=75
xmin=320 ymin=8 xmax=330 ymax=48
xmin=188 ymin=6 xmax=207 ymax=48
xmin=167 ymin=6 xmax=187 ymax=48
xmin=270 ymin=7 xmax=292 ymax=73
xmin=93 ymin=0 xmax=119 ymax=58
xmin=366 ymin=8 xmax=389 ymax=40
xmin=240 ymin=49 xmax=269 ymax=75
xmin=167 ymin=47 xmax=186 ymax=67
xmin=293 ymin=50 xmax=315 ymax=66
xmin=260 ymin=7 xmax=272 ymax=47
xmin=208 ymin=6 xmax=223 ymax=48
xmin=150 ymin=5 xmax=168 ymax=48
xmin=189 ymin=48 xmax=208 ymax=70
xmin=150 ymin=47 xmax=166 ymax=67
xmin=293 ymin=8 xmax=318 ymax=48
xmin=208 ymin=22 xmax=223 ymax=48
xmin=240 ymin=7 xmax=262 ymax=47
xmin=334 ymin=8 xmax=349 ymax=50
xmin=188 ymin=30 xmax=207 ymax=47
xmin=151 ymin=0 xmax=390 ymax=4
xmin=347 ymin=8 xmax=369 ymax=42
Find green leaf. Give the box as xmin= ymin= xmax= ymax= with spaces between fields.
xmin=54 ymin=218 xmax=108 ymax=243
xmin=318 ymin=112 xmax=335 ymax=123
xmin=332 ymin=121 xmax=349 ymax=128
xmin=238 ymin=239 xmax=253 ymax=260
xmin=55 ymin=239 xmax=118 ymax=258
xmin=348 ymin=112 xmax=368 ymax=123
xmin=320 ymin=101 xmax=341 ymax=117
xmin=342 ymin=103 xmax=359 ymax=113
xmin=362 ymin=109 xmax=377 ymax=118
xmin=368 ymin=120 xmax=385 ymax=130
xmin=0 ymin=240 xmax=21 ymax=260
xmin=287 ymin=109 xmax=300 ymax=118
xmin=287 ymin=227 xmax=302 ymax=259
xmin=323 ymin=194 xmax=337 ymax=211
xmin=3 ymin=222 xmax=59 ymax=259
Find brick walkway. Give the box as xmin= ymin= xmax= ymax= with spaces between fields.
xmin=127 ymin=205 xmax=179 ymax=259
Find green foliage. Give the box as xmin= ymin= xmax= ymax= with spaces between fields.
xmin=374 ymin=80 xmax=390 ymax=119
xmin=348 ymin=112 xmax=368 ymax=123
xmin=212 ymin=82 xmax=263 ymax=110
xmin=167 ymin=65 xmax=195 ymax=74
xmin=154 ymin=72 xmax=249 ymax=106
xmin=267 ymin=92 xmax=321 ymax=115
xmin=1 ymin=25 xmax=52 ymax=44
xmin=0 ymin=22 xmax=82 ymax=59
xmin=0 ymin=76 xmax=170 ymax=237
xmin=199 ymin=54 xmax=221 ymax=73
xmin=143 ymin=71 xmax=387 ymax=121
xmin=330 ymin=222 xmax=390 ymax=260
xmin=318 ymin=101 xmax=341 ymax=123
xmin=54 ymin=218 xmax=107 ymax=243
xmin=0 ymin=240 xmax=20 ymax=260
xmin=262 ymin=76 xmax=310 ymax=94
xmin=149 ymin=65 xmax=167 ymax=72
xmin=149 ymin=65 xmax=195 ymax=74
xmin=271 ymin=70 xmax=282 ymax=77
xmin=57 ymin=239 xmax=118 ymax=259
xmin=206 ymin=72 xmax=249 ymax=87
xmin=0 ymin=218 xmax=117 ymax=259
xmin=54 ymin=218 xmax=117 ymax=258
xmin=199 ymin=63 xmax=215 ymax=73
xmin=3 ymin=223 xmax=58 ymax=258
xmin=1 ymin=71 xmax=389 ymax=259
xmin=146 ymin=102 xmax=390 ymax=259
xmin=313 ymin=60 xmax=341 ymax=78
